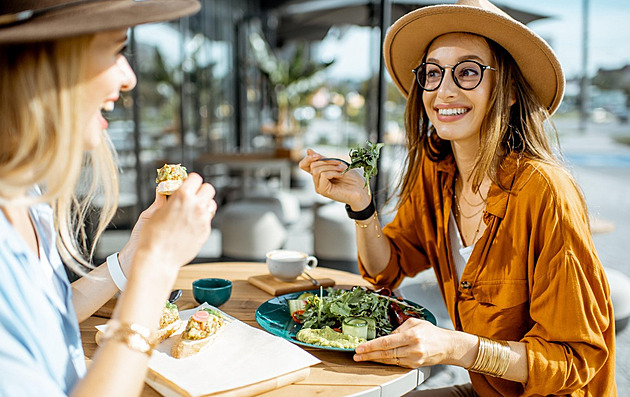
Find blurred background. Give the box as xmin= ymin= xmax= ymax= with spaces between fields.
xmin=91 ymin=0 xmax=629 ymax=390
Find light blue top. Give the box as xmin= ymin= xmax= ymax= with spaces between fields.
xmin=0 ymin=197 xmax=86 ymax=396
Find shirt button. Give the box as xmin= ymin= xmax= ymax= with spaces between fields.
xmin=460 ymin=281 xmax=472 ymax=289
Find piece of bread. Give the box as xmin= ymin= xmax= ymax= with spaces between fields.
xmin=155 ymin=164 xmax=188 ymax=196
xmin=156 ymin=179 xmax=183 ymax=196
xmin=155 ymin=319 xmax=182 ymax=343
xmin=171 ymin=310 xmax=225 ymax=359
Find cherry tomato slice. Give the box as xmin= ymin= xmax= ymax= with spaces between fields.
xmin=291 ymin=310 xmax=305 ymax=323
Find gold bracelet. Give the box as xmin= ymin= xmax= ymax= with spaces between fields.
xmin=354 ymin=212 xmax=381 ymax=238
xmin=102 ymin=320 xmax=157 ymax=357
xmin=468 ymin=336 xmax=511 ymax=377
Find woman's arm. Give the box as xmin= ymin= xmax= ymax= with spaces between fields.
xmin=72 ymin=192 xmax=168 ymax=322
xmin=299 ymin=149 xmax=392 ymax=275
xmin=71 ymin=174 xmax=217 ymax=397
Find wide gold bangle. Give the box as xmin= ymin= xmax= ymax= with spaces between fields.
xmin=468 ymin=336 xmax=511 ymax=377
xmin=102 ymin=320 xmax=157 ymax=357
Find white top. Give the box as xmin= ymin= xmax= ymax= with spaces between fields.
xmin=448 ymin=210 xmax=475 ymax=282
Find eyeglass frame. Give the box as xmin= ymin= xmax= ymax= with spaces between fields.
xmin=411 ymin=60 xmax=497 ymax=92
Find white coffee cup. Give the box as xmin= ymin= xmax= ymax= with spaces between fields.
xmin=266 ymin=249 xmax=318 ymax=282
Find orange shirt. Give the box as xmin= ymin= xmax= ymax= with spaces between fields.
xmin=359 ymin=153 xmax=616 ymax=396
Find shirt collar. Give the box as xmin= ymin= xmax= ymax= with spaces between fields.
xmin=486 ymin=152 xmax=522 ymax=219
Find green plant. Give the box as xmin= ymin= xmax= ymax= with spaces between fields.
xmin=248 ymin=30 xmax=333 ymax=133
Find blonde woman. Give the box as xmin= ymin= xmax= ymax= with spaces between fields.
xmin=0 ymin=1 xmax=218 ymax=396
xmin=300 ymin=0 xmax=615 ymax=395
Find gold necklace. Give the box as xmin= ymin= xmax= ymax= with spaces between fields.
xmin=453 ymin=176 xmax=487 ymax=245
xmin=455 ymin=175 xmax=487 ymax=207
xmin=453 ymin=191 xmax=485 ymax=219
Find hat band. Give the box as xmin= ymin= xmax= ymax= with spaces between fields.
xmin=0 ymin=0 xmax=110 ymax=27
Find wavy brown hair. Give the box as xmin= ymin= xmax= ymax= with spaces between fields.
xmin=0 ymin=36 xmax=119 ymax=274
xmin=397 ymin=34 xmax=563 ymax=207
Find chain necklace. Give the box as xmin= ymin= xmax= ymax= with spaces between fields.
xmin=453 ymin=191 xmax=485 ymax=219
xmin=453 ymin=175 xmax=487 ymax=245
xmin=454 ymin=174 xmax=487 ymax=208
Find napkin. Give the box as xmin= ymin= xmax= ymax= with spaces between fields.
xmin=96 ymin=303 xmax=320 ymax=396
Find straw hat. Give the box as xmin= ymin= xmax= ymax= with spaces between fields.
xmin=384 ymin=0 xmax=565 ymax=114
xmin=0 ymin=0 xmax=200 ymax=44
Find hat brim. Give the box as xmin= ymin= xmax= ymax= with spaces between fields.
xmin=0 ymin=0 xmax=200 ymax=44
xmin=384 ymin=5 xmax=565 ymax=114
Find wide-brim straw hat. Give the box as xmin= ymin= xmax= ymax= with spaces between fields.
xmin=0 ymin=0 xmax=200 ymax=44
xmin=384 ymin=0 xmax=565 ymax=115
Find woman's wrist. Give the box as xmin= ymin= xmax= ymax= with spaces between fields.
xmin=348 ymin=193 xmax=372 ymax=212
xmin=128 ymin=247 xmax=179 ymax=286
xmin=448 ymin=330 xmax=480 ymax=368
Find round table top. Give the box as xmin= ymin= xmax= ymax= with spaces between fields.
xmin=81 ymin=262 xmax=428 ymax=396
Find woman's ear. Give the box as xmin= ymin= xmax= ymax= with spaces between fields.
xmin=509 ymin=85 xmax=517 ymax=106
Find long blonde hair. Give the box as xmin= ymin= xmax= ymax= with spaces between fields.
xmin=0 ymin=36 xmax=119 ymax=274
xmin=398 ymin=34 xmax=562 ymax=206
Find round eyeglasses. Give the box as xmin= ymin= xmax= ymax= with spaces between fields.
xmin=412 ymin=60 xmax=497 ymax=91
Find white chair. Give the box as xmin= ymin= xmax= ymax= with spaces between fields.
xmin=219 ymin=201 xmax=287 ymax=260
xmin=313 ymin=202 xmax=358 ymax=273
xmin=240 ymin=190 xmax=301 ymax=225
xmin=603 ymin=267 xmax=630 ymax=333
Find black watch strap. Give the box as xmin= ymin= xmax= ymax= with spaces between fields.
xmin=346 ymin=198 xmax=376 ymax=221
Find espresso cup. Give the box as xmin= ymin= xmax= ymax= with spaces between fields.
xmin=266 ymin=249 xmax=318 ymax=282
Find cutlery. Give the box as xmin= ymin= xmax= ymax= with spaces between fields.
xmin=168 ymin=289 xmax=182 ymax=304
xmin=303 ymin=271 xmax=320 ymax=286
xmin=317 ymin=157 xmax=350 ymax=166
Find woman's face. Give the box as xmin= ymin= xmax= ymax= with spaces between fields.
xmin=422 ymin=33 xmax=495 ymax=148
xmin=82 ymin=29 xmax=136 ymax=150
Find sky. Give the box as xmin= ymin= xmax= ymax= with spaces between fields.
xmin=317 ymin=0 xmax=630 ymax=81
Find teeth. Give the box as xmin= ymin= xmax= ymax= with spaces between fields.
xmin=438 ymin=108 xmax=467 ymax=116
xmin=101 ymin=101 xmax=115 ymax=112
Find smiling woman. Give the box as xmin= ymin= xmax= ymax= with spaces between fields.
xmin=0 ymin=1 xmax=223 ymax=397
xmin=298 ymin=0 xmax=617 ymax=395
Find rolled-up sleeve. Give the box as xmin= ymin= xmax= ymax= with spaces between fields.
xmin=358 ymin=191 xmax=432 ymax=289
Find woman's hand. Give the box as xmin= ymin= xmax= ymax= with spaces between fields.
xmin=298 ymin=148 xmax=371 ymax=210
xmin=117 ymin=188 xmax=167 ymax=273
xmin=353 ymin=318 xmax=478 ymax=369
xmin=130 ymin=173 xmax=217 ymax=272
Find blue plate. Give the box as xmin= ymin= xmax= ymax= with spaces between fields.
xmin=255 ymin=289 xmax=437 ymax=352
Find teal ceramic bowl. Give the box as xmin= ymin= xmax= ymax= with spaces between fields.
xmin=192 ymin=278 xmax=232 ymax=307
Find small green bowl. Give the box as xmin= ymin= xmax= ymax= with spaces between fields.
xmin=192 ymin=278 xmax=232 ymax=307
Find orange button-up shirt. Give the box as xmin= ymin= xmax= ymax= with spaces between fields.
xmin=359 ymin=153 xmax=616 ymax=396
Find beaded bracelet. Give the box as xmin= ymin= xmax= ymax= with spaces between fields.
xmin=468 ymin=336 xmax=511 ymax=377
xmin=102 ymin=320 xmax=156 ymax=357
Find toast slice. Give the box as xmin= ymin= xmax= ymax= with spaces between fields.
xmin=171 ymin=309 xmax=226 ymax=359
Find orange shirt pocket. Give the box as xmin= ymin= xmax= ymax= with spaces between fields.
xmin=463 ymin=280 xmax=530 ymax=339
xmin=473 ymin=280 xmax=528 ymax=309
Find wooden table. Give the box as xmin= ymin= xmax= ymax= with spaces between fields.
xmin=81 ymin=262 xmax=429 ymax=397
